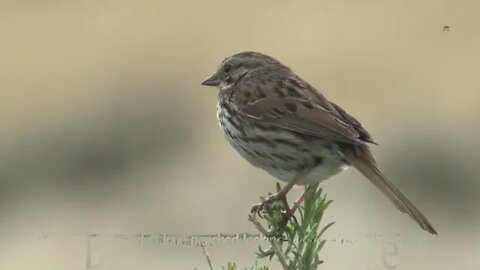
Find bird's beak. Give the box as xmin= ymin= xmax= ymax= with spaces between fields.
xmin=202 ymin=72 xmax=220 ymax=86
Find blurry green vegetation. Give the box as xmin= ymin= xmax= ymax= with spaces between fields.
xmin=202 ymin=183 xmax=332 ymax=270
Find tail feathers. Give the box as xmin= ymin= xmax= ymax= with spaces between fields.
xmin=344 ymin=146 xmax=438 ymax=235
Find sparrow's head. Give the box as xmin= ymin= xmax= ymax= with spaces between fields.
xmin=202 ymin=51 xmax=286 ymax=89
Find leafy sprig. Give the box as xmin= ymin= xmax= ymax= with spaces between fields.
xmin=200 ymin=183 xmax=332 ymax=270
xmin=253 ymin=183 xmax=333 ymax=270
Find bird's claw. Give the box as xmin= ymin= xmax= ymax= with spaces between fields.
xmin=250 ymin=202 xmax=264 ymax=218
xmin=250 ymin=192 xmax=292 ymax=220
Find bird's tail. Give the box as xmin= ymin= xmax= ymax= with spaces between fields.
xmin=343 ymin=145 xmax=437 ymax=235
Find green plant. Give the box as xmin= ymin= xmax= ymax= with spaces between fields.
xmin=200 ymin=183 xmax=332 ymax=270
xmin=252 ymin=183 xmax=333 ymax=270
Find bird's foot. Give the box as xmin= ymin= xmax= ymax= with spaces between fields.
xmin=250 ymin=191 xmax=297 ymax=224
xmin=250 ymin=191 xmax=285 ymax=216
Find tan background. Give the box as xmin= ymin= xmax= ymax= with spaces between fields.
xmin=1 ymin=1 xmax=479 ymax=269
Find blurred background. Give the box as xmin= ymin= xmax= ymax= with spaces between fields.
xmin=1 ymin=1 xmax=479 ymax=269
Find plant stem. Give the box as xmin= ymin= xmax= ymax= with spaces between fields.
xmin=201 ymin=243 xmax=215 ymax=270
xmin=248 ymin=213 xmax=289 ymax=270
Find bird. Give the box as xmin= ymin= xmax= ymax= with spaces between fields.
xmin=201 ymin=51 xmax=437 ymax=234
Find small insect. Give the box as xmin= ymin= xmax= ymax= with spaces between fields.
xmin=442 ymin=25 xmax=450 ymax=32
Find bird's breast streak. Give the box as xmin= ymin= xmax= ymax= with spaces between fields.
xmin=217 ymin=102 xmax=349 ymax=185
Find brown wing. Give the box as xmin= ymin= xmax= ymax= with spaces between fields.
xmin=231 ymin=75 xmax=373 ymax=145
xmin=330 ymin=102 xmax=377 ymax=144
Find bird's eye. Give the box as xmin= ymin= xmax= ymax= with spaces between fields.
xmin=224 ymin=63 xmax=232 ymax=73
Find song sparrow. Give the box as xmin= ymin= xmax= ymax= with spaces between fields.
xmin=202 ymin=52 xmax=437 ymax=234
